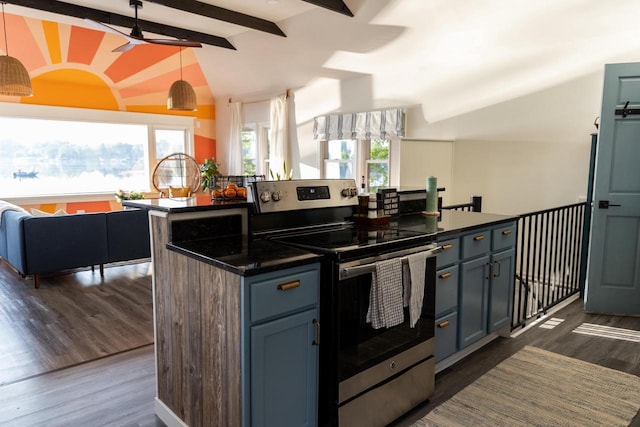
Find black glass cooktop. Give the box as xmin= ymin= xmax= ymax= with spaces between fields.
xmin=273 ymin=224 xmax=435 ymax=260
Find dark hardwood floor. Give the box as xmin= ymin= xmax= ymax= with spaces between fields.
xmin=0 ymin=259 xmax=154 ymax=386
xmin=1 ymin=260 xmax=639 ymax=426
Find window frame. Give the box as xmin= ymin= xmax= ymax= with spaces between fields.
xmin=242 ymin=120 xmax=270 ymax=176
xmin=0 ymin=103 xmax=195 ymax=205
xmin=321 ymin=137 xmax=399 ymax=191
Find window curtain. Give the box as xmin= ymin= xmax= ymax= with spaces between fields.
xmin=227 ymin=101 xmax=243 ymax=175
xmin=269 ymin=94 xmax=291 ymax=178
xmin=313 ymin=108 xmax=406 ymax=140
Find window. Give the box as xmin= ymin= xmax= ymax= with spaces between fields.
xmin=0 ymin=104 xmax=194 ymax=200
xmin=367 ymin=139 xmax=390 ymax=190
xmin=242 ymin=122 xmax=270 ymax=176
xmin=325 ymin=139 xmax=356 ymax=179
xmin=322 ymin=138 xmax=392 ymax=192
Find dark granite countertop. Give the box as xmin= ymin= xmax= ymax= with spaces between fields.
xmin=168 ymin=237 xmax=322 ymax=276
xmin=122 ymin=195 xmax=252 ymax=214
xmin=397 ymin=210 xmax=517 ymax=238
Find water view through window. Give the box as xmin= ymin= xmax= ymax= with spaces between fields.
xmin=0 ymin=117 xmax=149 ymax=198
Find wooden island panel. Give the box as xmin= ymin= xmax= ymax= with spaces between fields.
xmin=151 ymin=214 xmax=242 ymax=426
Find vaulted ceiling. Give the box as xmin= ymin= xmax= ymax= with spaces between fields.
xmin=6 ymin=0 xmax=640 ymax=124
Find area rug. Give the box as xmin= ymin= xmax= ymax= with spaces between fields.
xmin=414 ymin=346 xmax=640 ymax=427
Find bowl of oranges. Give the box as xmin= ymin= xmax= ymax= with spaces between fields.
xmin=211 ymin=177 xmax=248 ymax=201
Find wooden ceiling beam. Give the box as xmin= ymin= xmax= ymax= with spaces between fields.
xmin=4 ymin=0 xmax=236 ymax=50
xmin=146 ymin=0 xmax=286 ymax=37
xmin=302 ymin=0 xmax=353 ymax=17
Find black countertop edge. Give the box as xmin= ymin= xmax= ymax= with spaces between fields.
xmin=167 ymin=239 xmax=322 ymax=277
xmin=435 ymin=216 xmax=517 ymax=238
xmin=122 ymin=197 xmax=252 ymax=214
xmin=396 ymin=210 xmax=518 ymax=238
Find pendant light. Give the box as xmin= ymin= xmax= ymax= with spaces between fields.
xmin=0 ymin=1 xmax=32 ymax=97
xmin=167 ymin=47 xmax=196 ymax=111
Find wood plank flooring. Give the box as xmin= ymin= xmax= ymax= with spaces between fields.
xmin=0 ymin=260 xmax=154 ymax=386
xmin=1 ymin=259 xmax=639 ymax=426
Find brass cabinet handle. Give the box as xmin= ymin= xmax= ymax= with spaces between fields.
xmin=442 ymin=243 xmax=453 ymax=250
xmin=439 ymin=272 xmax=452 ymax=279
xmin=494 ymin=260 xmax=502 ymax=277
xmin=473 ymin=235 xmax=485 ymax=241
xmin=502 ymin=229 xmax=512 ymax=236
xmin=312 ymin=319 xmax=320 ymax=346
xmin=277 ymin=280 xmax=300 ymax=291
xmin=437 ymin=320 xmax=450 ymax=328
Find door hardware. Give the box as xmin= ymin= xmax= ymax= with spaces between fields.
xmin=598 ymin=200 xmax=621 ymax=209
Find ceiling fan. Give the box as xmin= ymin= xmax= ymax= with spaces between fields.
xmin=86 ymin=0 xmax=202 ymax=52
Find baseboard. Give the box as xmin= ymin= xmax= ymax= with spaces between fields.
xmin=155 ymin=398 xmax=188 ymax=427
xmin=510 ymin=293 xmax=581 ymax=339
xmin=435 ymin=332 xmax=501 ymax=374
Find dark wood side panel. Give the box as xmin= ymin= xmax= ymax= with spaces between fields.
xmin=151 ymin=214 xmax=242 ymax=426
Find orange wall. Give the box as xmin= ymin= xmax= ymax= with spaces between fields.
xmin=0 ymin=12 xmax=216 ymax=212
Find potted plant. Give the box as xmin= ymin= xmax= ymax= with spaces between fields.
xmin=114 ymin=189 xmax=145 ymax=203
xmin=200 ymin=158 xmax=222 ymax=196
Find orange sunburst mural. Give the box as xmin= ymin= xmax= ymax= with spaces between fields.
xmin=0 ymin=11 xmax=216 ymax=164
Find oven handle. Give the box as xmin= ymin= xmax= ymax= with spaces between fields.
xmin=339 ymin=245 xmax=443 ymax=280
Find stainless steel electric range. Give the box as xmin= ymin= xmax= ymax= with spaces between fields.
xmin=248 ymin=179 xmax=440 ymax=427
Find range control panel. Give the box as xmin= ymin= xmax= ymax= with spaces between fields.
xmin=252 ymin=179 xmax=358 ymax=213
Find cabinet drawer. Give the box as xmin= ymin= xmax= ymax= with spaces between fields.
xmin=436 ymin=265 xmax=458 ymax=317
xmin=462 ymin=229 xmax=491 ymax=259
xmin=250 ymin=267 xmax=319 ymax=323
xmin=437 ymin=238 xmax=459 ymax=268
xmin=492 ymin=223 xmax=516 ymax=251
xmin=435 ymin=311 xmax=458 ymax=362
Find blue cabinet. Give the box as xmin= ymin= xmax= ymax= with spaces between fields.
xmin=459 ymin=255 xmax=490 ymax=348
xmin=435 ymin=221 xmax=516 ymax=367
xmin=244 ymin=264 xmax=320 ymax=427
xmin=251 ymin=308 xmax=318 ymax=427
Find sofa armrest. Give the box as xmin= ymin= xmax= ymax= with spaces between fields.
xmin=22 ymin=213 xmax=108 ymax=275
xmin=1 ymin=210 xmax=31 ymax=274
xmin=106 ymin=209 xmax=151 ymax=263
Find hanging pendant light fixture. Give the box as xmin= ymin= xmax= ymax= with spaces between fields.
xmin=167 ymin=47 xmax=196 ymax=111
xmin=0 ymin=1 xmax=32 ymax=97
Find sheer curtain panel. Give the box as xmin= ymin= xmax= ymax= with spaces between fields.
xmin=269 ymin=94 xmax=291 ymax=178
xmin=228 ymin=101 xmax=243 ymax=175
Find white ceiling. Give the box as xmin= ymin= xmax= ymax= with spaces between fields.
xmin=10 ymin=0 xmax=640 ymax=125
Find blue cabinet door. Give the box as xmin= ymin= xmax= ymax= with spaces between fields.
xmin=489 ymin=249 xmax=515 ymax=332
xmin=459 ymin=255 xmax=489 ymax=349
xmin=251 ymin=308 xmax=318 ymax=427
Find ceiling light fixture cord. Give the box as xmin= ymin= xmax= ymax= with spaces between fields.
xmin=179 ymin=47 xmax=183 ymax=80
xmin=2 ymin=1 xmax=9 ymax=55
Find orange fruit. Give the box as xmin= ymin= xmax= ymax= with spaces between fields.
xmin=224 ymin=188 xmax=237 ymax=198
xmin=236 ymin=187 xmax=247 ymax=198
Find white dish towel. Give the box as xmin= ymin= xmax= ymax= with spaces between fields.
xmin=407 ymin=252 xmax=427 ymax=328
xmin=366 ymin=258 xmax=404 ymax=329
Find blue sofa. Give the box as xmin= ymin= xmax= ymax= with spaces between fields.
xmin=0 ymin=208 xmax=151 ymax=288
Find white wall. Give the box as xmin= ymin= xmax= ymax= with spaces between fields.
xmin=399 ymin=139 xmax=454 ymax=206
xmin=452 ymin=139 xmax=591 ymax=215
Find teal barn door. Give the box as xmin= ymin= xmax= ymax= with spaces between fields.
xmin=585 ymin=62 xmax=640 ymax=315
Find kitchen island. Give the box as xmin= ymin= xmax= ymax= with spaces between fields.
xmin=125 ymin=196 xmax=322 ymax=427
xmin=126 ymin=195 xmax=516 ymax=427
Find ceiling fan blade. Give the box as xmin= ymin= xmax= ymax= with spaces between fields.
xmin=145 ymin=39 xmax=202 ymax=48
xmin=84 ymin=19 xmax=134 ymax=40
xmin=112 ymin=42 xmax=136 ymax=53
xmin=84 ymin=18 xmax=202 ymax=51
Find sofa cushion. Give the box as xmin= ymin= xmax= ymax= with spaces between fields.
xmin=22 ymin=212 xmax=108 ymax=275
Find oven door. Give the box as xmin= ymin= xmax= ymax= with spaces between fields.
xmin=335 ymin=244 xmax=439 ymax=405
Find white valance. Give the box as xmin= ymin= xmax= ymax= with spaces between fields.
xmin=313 ymin=108 xmax=406 ymax=140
